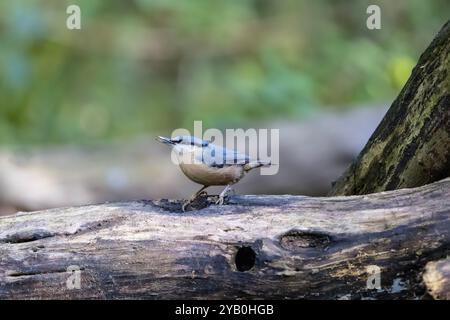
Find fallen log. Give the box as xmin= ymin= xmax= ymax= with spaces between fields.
xmin=1 ymin=178 xmax=449 ymax=299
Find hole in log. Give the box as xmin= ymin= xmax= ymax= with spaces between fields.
xmin=235 ymin=246 xmax=256 ymax=271
xmin=280 ymin=230 xmax=331 ymax=251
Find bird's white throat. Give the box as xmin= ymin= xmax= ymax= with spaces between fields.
xmin=172 ymin=144 xmax=204 ymax=165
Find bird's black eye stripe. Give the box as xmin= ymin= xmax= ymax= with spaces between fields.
xmin=172 ymin=137 xmax=182 ymax=143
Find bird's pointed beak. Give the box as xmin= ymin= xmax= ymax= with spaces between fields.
xmin=156 ymin=136 xmax=174 ymax=145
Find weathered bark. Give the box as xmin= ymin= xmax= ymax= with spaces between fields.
xmin=423 ymin=257 xmax=450 ymax=300
xmin=329 ymin=20 xmax=450 ymax=196
xmin=1 ymin=178 xmax=449 ymax=299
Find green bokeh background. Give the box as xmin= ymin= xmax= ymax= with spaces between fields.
xmin=0 ymin=0 xmax=448 ymax=145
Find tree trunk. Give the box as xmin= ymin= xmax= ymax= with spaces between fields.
xmin=329 ymin=20 xmax=450 ymax=196
xmin=1 ymin=178 xmax=449 ymax=299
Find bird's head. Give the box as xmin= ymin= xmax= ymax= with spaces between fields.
xmin=157 ymin=136 xmax=209 ymax=164
xmin=156 ymin=135 xmax=209 ymax=148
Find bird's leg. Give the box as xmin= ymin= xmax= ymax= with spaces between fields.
xmin=182 ymin=185 xmax=208 ymax=212
xmin=191 ymin=185 xmax=209 ymax=199
xmin=216 ymin=184 xmax=233 ymax=205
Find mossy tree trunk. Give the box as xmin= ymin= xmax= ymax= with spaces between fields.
xmin=329 ymin=20 xmax=450 ymax=196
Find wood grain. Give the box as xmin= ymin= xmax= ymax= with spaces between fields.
xmin=1 ymin=178 xmax=450 ymax=299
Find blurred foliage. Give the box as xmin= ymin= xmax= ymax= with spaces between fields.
xmin=0 ymin=0 xmax=448 ymax=145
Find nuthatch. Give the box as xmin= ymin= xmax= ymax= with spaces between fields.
xmin=157 ymin=135 xmax=270 ymax=211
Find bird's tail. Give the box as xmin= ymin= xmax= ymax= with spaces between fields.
xmin=244 ymin=160 xmax=272 ymax=172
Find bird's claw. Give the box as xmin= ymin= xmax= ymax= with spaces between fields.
xmin=215 ymin=186 xmax=233 ymax=205
xmin=182 ymin=191 xmax=209 ymax=212
xmin=215 ymin=196 xmax=225 ymax=205
xmin=182 ymin=201 xmax=190 ymax=212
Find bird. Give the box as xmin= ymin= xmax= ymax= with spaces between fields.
xmin=156 ymin=135 xmax=271 ymax=211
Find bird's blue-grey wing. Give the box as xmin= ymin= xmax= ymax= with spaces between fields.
xmin=201 ymin=145 xmax=250 ymax=167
